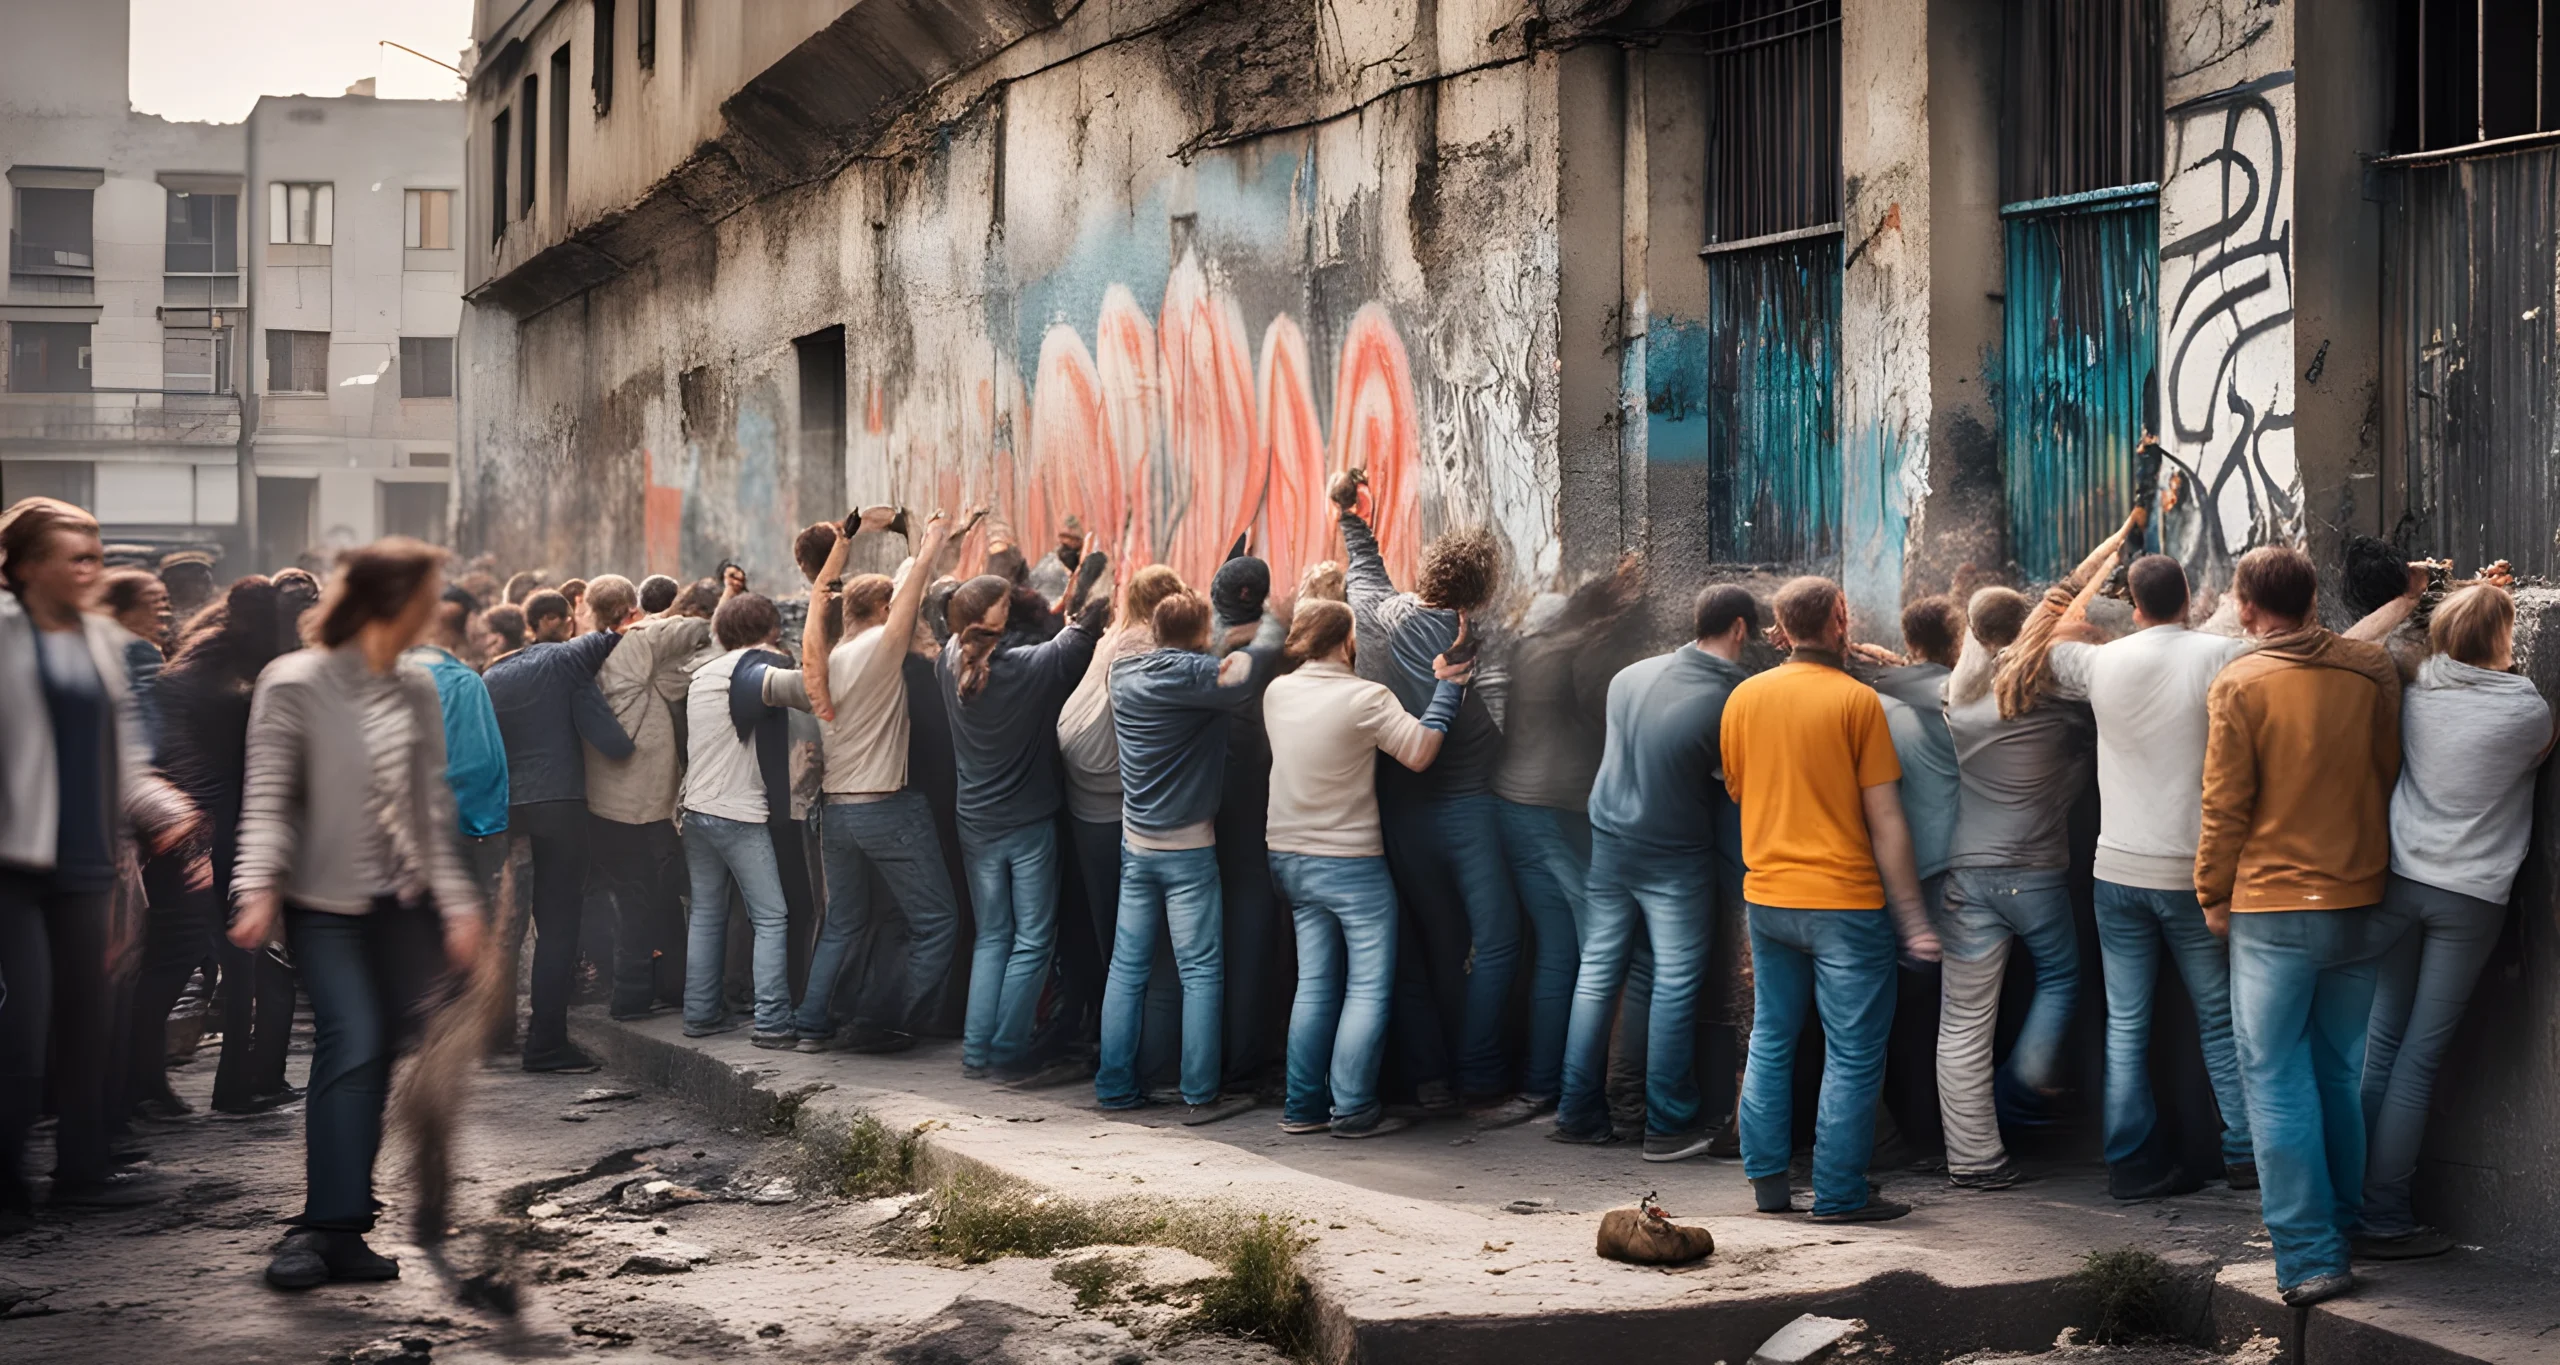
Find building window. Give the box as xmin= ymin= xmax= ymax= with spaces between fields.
xmin=8 ymin=321 xmax=91 ymax=392
xmin=381 ymin=481 xmax=450 ymax=543
xmin=400 ymin=336 xmax=455 ymax=398
xmin=165 ymin=189 xmax=240 ymax=307
xmin=405 ymin=189 xmax=453 ymax=249
xmin=2398 ymin=0 xmax=2560 ymax=151
xmin=10 ymin=184 xmax=95 ymax=295
xmin=265 ymin=329 xmax=328 ymax=393
xmin=637 ymin=0 xmax=656 ymax=70
xmin=162 ymin=329 xmax=231 ymax=393
xmin=0 ymin=460 xmax=94 ymax=508
xmin=519 ymin=74 xmax=540 ymax=215
xmin=550 ymin=45 xmax=572 ymax=209
xmin=491 ymin=109 xmax=512 ymax=238
xmin=594 ymin=0 xmax=617 ymax=114
xmin=267 ymin=182 xmax=333 ymax=245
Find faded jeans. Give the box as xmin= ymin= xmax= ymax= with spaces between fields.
xmin=797 ymin=792 xmax=964 ymax=1038
xmin=2230 ymin=905 xmax=2390 ymax=1290
xmin=2093 ymin=879 xmax=2252 ymax=1171
xmin=2360 ymin=874 xmax=2505 ymax=1239
xmin=1495 ymin=800 xmax=1587 ymax=1101
xmin=1435 ymin=793 xmax=1524 ymax=1096
xmin=1936 ymin=866 xmax=2079 ymax=1174
xmin=1274 ymin=853 xmax=1399 ymax=1130
xmin=683 ymin=812 xmax=794 ymax=1034
xmin=959 ymin=820 xmax=1061 ymax=1071
xmin=1097 ymin=844 xmax=1225 ymax=1107
xmin=1741 ymin=905 xmax=1897 ymax=1215
xmin=1557 ymin=833 xmax=1716 ymax=1140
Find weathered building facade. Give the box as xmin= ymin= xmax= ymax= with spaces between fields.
xmin=459 ymin=0 xmax=2560 ymax=1257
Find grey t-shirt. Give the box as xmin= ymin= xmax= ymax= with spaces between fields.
xmin=1942 ymin=690 xmax=2094 ymax=870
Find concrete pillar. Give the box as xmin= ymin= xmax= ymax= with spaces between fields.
xmin=1838 ymin=0 xmax=1934 ymax=640
xmin=1910 ymin=0 xmax=2007 ymax=604
xmin=2156 ymin=0 xmax=2300 ymax=585
xmin=1634 ymin=46 xmax=1713 ymax=626
xmin=1556 ymin=43 xmax=1629 ymax=580
xmin=2293 ymin=0 xmax=2393 ymax=565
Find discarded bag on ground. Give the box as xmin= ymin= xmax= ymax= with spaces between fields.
xmin=1597 ymin=1193 xmax=1713 ymax=1265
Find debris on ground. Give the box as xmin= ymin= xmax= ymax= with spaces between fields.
xmin=1596 ymin=1194 xmax=1714 ymax=1266
xmin=1947 ymin=1329 xmax=2286 ymax=1363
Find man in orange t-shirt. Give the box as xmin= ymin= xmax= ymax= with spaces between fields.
xmin=1721 ymin=576 xmax=1941 ymax=1222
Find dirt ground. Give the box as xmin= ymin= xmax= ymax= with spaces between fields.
xmin=0 ymin=1041 xmax=1285 ymax=1365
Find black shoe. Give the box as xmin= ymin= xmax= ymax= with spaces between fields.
xmin=1641 ymin=1129 xmax=1718 ymax=1163
xmin=2353 ymin=1226 xmax=2454 ymax=1261
xmin=2225 ymin=1160 xmax=2260 ymax=1191
xmin=1809 ymin=1197 xmax=1912 ymax=1224
xmin=265 ymin=1229 xmax=399 ymax=1291
xmin=1707 ymin=1119 xmax=1742 ymax=1160
xmin=135 ymin=1094 xmax=195 ymax=1122
xmin=1333 ymin=1115 xmax=1410 ymax=1139
xmin=1180 ymin=1095 xmax=1257 ymax=1126
xmin=748 ymin=1031 xmax=795 ymax=1051
xmin=212 ymin=1086 xmax=304 ymax=1116
xmin=1546 ymin=1123 xmax=1619 ymax=1146
xmin=523 ymin=1045 xmax=603 ymax=1074
xmin=49 ymin=1171 xmax=165 ymax=1209
xmin=2109 ymin=1162 xmax=2204 ymax=1200
xmin=111 ymin=1146 xmax=153 ymax=1167
xmin=1003 ymin=1055 xmax=1095 ymax=1090
xmin=2281 ymin=1270 xmax=2354 ymax=1307
xmin=849 ymin=1028 xmax=916 ymax=1055
xmin=1948 ymin=1159 xmax=2023 ymax=1191
xmin=683 ymin=1017 xmax=747 ymax=1039
xmin=608 ymin=1001 xmax=667 ymax=1022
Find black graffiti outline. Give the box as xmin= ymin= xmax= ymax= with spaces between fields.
xmin=2160 ymin=69 xmax=2297 ymax=574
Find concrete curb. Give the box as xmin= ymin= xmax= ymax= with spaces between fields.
xmin=570 ymin=1010 xmax=2517 ymax=1364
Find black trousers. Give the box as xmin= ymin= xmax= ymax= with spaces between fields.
xmin=1378 ymin=769 xmax=1463 ymax=1097
xmin=0 ymin=870 xmax=114 ymax=1202
xmin=592 ymin=815 xmax=684 ymax=1013
xmin=1214 ymin=779 xmax=1281 ymax=1084
xmin=115 ymin=853 xmax=216 ymax=1121
xmin=512 ymin=801 xmax=589 ymax=1057
xmin=212 ymin=933 xmax=295 ymax=1106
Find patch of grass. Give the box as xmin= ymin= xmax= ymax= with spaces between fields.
xmin=791 ymin=1109 xmax=924 ymax=1200
xmin=1183 ymin=1213 xmax=1314 ymax=1355
xmin=1052 ymin=1252 xmax=1140 ymax=1310
xmin=2072 ymin=1245 xmax=2177 ymax=1343
xmin=928 ymin=1169 xmax=1164 ymax=1261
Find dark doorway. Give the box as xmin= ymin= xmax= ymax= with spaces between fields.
xmin=256 ymin=476 xmax=316 ymax=573
xmin=794 ymin=325 xmax=847 ymax=525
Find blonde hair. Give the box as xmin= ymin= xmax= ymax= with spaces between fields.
xmin=2430 ymin=583 xmax=2514 ymax=668
xmin=1122 ymin=564 xmax=1186 ymax=624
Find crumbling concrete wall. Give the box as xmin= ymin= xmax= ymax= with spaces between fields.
xmin=462 ymin=0 xmax=1570 ymax=599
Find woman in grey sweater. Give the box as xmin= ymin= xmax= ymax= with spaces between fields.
xmin=230 ymin=539 xmax=485 ymax=1291
xmin=2358 ymin=582 xmax=2555 ymax=1261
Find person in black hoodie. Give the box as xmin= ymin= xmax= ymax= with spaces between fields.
xmin=1209 ymin=555 xmax=1283 ymax=1092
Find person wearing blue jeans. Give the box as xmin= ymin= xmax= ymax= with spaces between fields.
xmin=799 ymin=792 xmax=964 ymax=1043
xmin=1494 ymin=801 xmax=1584 ymax=1106
xmin=1554 ymin=585 xmax=1754 ymax=1158
xmin=681 ymin=811 xmax=795 ymax=1035
xmin=2092 ymin=881 xmax=2253 ymax=1187
xmin=2197 ymin=545 xmax=2403 ymax=1306
xmin=939 ymin=569 xmax=1106 ymax=1078
xmin=1094 ymin=590 xmax=1278 ymax=1120
xmin=961 ymin=819 xmax=1062 ymax=1071
xmin=1718 ymin=576 xmax=1939 ymax=1222
xmin=1935 ymin=867 xmax=2079 ymax=1181
xmin=1262 ymin=597 xmax=1464 ymax=1137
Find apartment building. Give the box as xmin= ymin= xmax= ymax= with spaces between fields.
xmin=0 ymin=1 xmax=465 ymax=573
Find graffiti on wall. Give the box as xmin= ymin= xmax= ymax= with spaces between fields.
xmin=2157 ymin=68 xmax=2299 ymax=580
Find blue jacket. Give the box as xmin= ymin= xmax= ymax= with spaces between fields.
xmin=405 ymin=644 xmax=510 ymax=837
xmin=1109 ymin=645 xmax=1279 ymax=838
xmin=483 ymin=632 xmax=630 ymax=807
xmin=1586 ymin=644 xmax=1746 ymax=867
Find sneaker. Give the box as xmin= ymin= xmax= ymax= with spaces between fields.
xmin=795 ymin=1031 xmax=845 ymax=1054
xmin=683 ymin=1017 xmax=747 ymax=1039
xmin=1003 ymin=1056 xmax=1096 ymax=1091
xmin=264 ymin=1231 xmax=330 ymax=1290
xmin=1471 ymin=1094 xmax=1554 ymax=1131
xmin=2109 ymin=1162 xmax=2203 ymax=1200
xmin=1278 ymin=1118 xmax=1332 ymax=1135
xmin=1333 ymin=1115 xmax=1410 ymax=1140
xmin=1948 ymin=1159 xmax=2022 ymax=1191
xmin=2225 ymin=1160 xmax=2260 ymax=1192
xmin=1546 ymin=1123 xmax=1619 ymax=1146
xmin=2281 ymin=1270 xmax=2355 ymax=1307
xmin=960 ymin=1063 xmax=991 ymax=1080
xmin=1179 ymin=1095 xmax=1258 ymax=1126
xmin=848 ymin=1028 xmax=916 ymax=1055
xmin=1808 ymin=1197 xmax=1912 ymax=1224
xmin=1641 ymin=1129 xmax=1719 ymax=1163
xmin=523 ymin=1045 xmax=603 ymax=1074
xmin=48 ymin=1171 xmax=165 ymax=1209
xmin=265 ymin=1229 xmax=399 ymax=1291
xmin=2353 ymin=1226 xmax=2454 ymax=1261
xmin=748 ymin=1031 xmax=795 ymax=1051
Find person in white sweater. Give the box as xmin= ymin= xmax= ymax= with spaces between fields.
xmin=2356 ymin=583 xmax=2555 ymax=1261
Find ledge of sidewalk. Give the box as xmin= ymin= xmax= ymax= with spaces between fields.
xmin=571 ymin=1008 xmax=2552 ymax=1364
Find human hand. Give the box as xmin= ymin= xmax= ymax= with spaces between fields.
xmin=1441 ymin=613 xmax=1479 ymax=666
xmin=443 ymin=912 xmax=485 ymax=972
xmin=2203 ymin=902 xmax=2230 ymax=938
xmin=1900 ymin=925 xmax=1943 ymax=966
xmin=2481 ymin=559 xmax=2517 ymax=590
xmin=229 ymin=890 xmax=281 ymax=950
xmin=150 ymin=804 xmax=205 ymax=857
xmin=721 ymin=564 xmax=748 ymax=597
xmin=1328 ymin=468 xmax=1368 ymax=512
xmin=852 ymin=505 xmax=898 ymax=535
xmin=1848 ymin=642 xmax=1909 ymax=668
xmin=1432 ymin=653 xmax=1475 ymax=685
xmin=2405 ymin=561 xmax=2432 ymax=601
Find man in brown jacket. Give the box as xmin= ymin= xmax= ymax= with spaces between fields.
xmin=2197 ymin=545 xmax=2402 ymax=1308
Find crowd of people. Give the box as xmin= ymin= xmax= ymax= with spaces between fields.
xmin=0 ymin=464 xmax=2543 ymax=1310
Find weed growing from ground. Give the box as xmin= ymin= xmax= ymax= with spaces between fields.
xmin=2072 ymin=1245 xmax=2177 ymax=1343
xmin=790 ymin=1109 xmax=923 ymax=1200
xmin=1052 ymin=1252 xmax=1139 ymax=1310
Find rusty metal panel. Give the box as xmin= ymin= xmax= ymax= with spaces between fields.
xmin=1706 ymin=233 xmax=1841 ymax=563
xmin=2001 ymin=189 xmax=2159 ymax=580
xmin=2388 ymin=144 xmax=2560 ymax=575
xmin=2002 ymin=0 xmax=2164 ymax=203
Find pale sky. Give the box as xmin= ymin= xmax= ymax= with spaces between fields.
xmin=129 ymin=0 xmax=474 ymax=124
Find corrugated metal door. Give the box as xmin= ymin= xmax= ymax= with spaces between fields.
xmin=1706 ymin=237 xmax=1840 ymax=561
xmin=1697 ymin=0 xmax=1841 ymax=563
xmin=2386 ymin=145 xmax=2560 ymax=575
xmin=2001 ymin=189 xmax=2159 ymax=579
